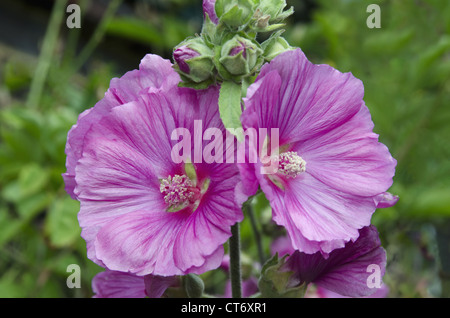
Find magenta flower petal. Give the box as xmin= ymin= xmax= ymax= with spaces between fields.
xmin=271 ymin=235 xmax=294 ymax=257
xmin=312 ymin=283 xmax=389 ymax=298
xmin=283 ymin=226 xmax=387 ymax=298
xmin=92 ymin=270 xmax=147 ymax=298
xmin=234 ymin=142 xmax=260 ymax=207
xmin=374 ymin=192 xmax=399 ymax=208
xmin=279 ymin=174 xmax=375 ymax=255
xmin=240 ymin=49 xmax=397 ymax=254
xmin=92 ymin=270 xmax=177 ymax=298
xmin=74 ymin=104 xmax=168 ymax=264
xmin=203 ymin=0 xmax=218 ymax=24
xmin=94 ymin=210 xmax=223 ymax=276
xmin=143 ymin=275 xmax=179 ymax=298
xmin=243 ymin=50 xmax=364 ymax=144
xmin=296 ymin=104 xmax=396 ymax=197
xmin=63 ymin=54 xmax=179 ymax=199
xmin=174 ymin=185 xmax=243 ymax=272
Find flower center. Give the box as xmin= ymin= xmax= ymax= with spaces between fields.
xmin=160 ymin=174 xmax=200 ymax=211
xmin=277 ymin=151 xmax=306 ymax=178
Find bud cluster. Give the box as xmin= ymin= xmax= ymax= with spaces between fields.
xmin=172 ymin=0 xmax=295 ymax=88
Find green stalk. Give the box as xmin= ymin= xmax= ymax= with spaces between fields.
xmin=26 ymin=0 xmax=68 ymax=108
xmin=61 ymin=0 xmax=88 ymax=68
xmin=71 ymin=0 xmax=122 ymax=74
xmin=229 ymin=223 xmax=242 ymax=298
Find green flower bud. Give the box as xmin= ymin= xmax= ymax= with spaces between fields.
xmin=263 ymin=36 xmax=294 ymax=61
xmin=219 ymin=35 xmax=262 ymax=76
xmin=173 ymin=37 xmax=214 ymax=83
xmin=215 ymin=0 xmax=255 ymax=28
xmin=183 ymin=274 xmax=205 ymax=298
xmin=257 ymin=0 xmax=293 ymax=23
xmin=249 ymin=0 xmax=293 ymax=32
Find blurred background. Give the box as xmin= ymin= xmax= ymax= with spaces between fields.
xmin=0 ymin=0 xmax=448 ymax=298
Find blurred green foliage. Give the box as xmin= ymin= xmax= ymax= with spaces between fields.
xmin=0 ymin=0 xmax=449 ymax=297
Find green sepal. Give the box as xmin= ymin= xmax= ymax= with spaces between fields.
xmin=258 ymin=23 xmax=286 ymax=33
xmin=215 ymin=0 xmax=255 ymax=29
xmin=176 ymin=72 xmax=216 ymax=90
xmin=258 ymin=253 xmax=307 ymax=298
xmin=261 ymin=32 xmax=294 ymax=61
xmin=219 ymin=35 xmax=263 ymax=76
xmin=257 ymin=0 xmax=293 ymax=23
xmin=201 ymin=14 xmax=218 ymax=45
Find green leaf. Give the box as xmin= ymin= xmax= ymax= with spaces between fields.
xmin=45 ymin=197 xmax=81 ymax=248
xmin=0 ymin=270 xmax=26 ymax=298
xmin=218 ymin=80 xmax=243 ymax=140
xmin=215 ymin=0 xmax=225 ymax=18
xmin=17 ymin=192 xmax=53 ymax=220
xmin=18 ymin=163 xmax=49 ymax=197
xmin=2 ymin=163 xmax=49 ymax=203
xmin=0 ymin=208 xmax=23 ymax=248
xmin=415 ymin=36 xmax=450 ymax=73
xmin=106 ymin=17 xmax=164 ymax=48
xmin=410 ymin=188 xmax=450 ymax=218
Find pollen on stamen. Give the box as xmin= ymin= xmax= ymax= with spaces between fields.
xmin=160 ymin=174 xmax=196 ymax=207
xmin=278 ymin=151 xmax=306 ymax=178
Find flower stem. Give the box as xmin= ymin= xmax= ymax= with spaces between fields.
xmin=229 ymin=223 xmax=242 ymax=298
xmin=245 ymin=203 xmax=265 ymax=266
xmin=72 ymin=0 xmax=122 ymax=73
xmin=26 ymin=0 xmax=67 ymax=109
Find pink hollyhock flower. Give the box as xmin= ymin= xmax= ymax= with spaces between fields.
xmin=272 ymin=226 xmax=387 ymax=298
xmin=92 ymin=270 xmax=178 ymax=298
xmin=63 ymin=55 xmax=243 ymax=276
xmin=238 ymin=48 xmax=397 ymax=255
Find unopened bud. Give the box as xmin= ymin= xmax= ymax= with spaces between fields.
xmin=258 ymin=0 xmax=293 ymax=23
xmin=219 ymin=35 xmax=262 ymax=76
xmin=183 ymin=274 xmax=205 ymax=298
xmin=173 ymin=38 xmax=214 ymax=83
xmin=215 ymin=0 xmax=254 ymax=28
xmin=173 ymin=46 xmax=200 ymax=74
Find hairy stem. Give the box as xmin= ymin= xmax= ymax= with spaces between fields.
xmin=229 ymin=223 xmax=242 ymax=298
